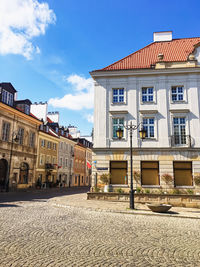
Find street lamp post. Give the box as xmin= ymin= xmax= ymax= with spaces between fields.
xmin=6 ymin=132 xmax=19 ymax=192
xmin=116 ymin=122 xmax=146 ymax=209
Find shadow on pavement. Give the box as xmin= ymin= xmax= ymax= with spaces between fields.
xmin=0 ymin=203 xmax=20 ymax=208
xmin=0 ymin=187 xmax=90 ymax=203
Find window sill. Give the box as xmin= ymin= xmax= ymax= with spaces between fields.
xmin=140 ymin=101 xmax=156 ymax=105
xmin=171 ymin=100 xmax=186 ymax=104
xmin=111 ymin=102 xmax=126 ymax=105
xmin=143 ymin=138 xmax=157 ymax=141
xmin=175 ymin=186 xmax=194 ymax=189
xmin=142 ymin=185 xmax=161 ymax=188
xmin=112 ymin=138 xmax=127 ymax=142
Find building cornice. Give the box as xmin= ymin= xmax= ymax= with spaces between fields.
xmin=90 ymin=67 xmax=200 ymax=78
xmin=92 ymin=147 xmax=200 ymax=152
xmin=0 ymin=102 xmax=42 ymax=125
xmin=39 ymin=131 xmax=59 ymax=141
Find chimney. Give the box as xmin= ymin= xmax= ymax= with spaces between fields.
xmin=153 ymin=31 xmax=172 ymax=42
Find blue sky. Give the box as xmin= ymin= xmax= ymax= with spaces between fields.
xmin=0 ymin=0 xmax=200 ymax=135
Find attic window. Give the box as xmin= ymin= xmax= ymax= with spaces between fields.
xmin=158 ymin=53 xmax=164 ymax=61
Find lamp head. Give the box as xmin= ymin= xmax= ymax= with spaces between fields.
xmin=139 ymin=128 xmax=146 ymax=140
xmin=116 ymin=127 xmax=123 ymax=139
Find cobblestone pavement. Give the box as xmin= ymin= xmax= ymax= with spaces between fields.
xmin=0 ymin=189 xmax=200 ymax=267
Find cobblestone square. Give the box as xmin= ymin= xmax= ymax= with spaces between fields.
xmin=0 ymin=189 xmax=200 ymax=267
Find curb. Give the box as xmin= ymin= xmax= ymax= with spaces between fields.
xmin=49 ymin=202 xmax=200 ymax=220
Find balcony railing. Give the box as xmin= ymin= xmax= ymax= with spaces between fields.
xmin=171 ymin=135 xmax=191 ymax=147
xmin=45 ymin=163 xmax=54 ymax=170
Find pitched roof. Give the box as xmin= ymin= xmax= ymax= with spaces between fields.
xmin=97 ymin=37 xmax=200 ymax=71
xmin=0 ymin=82 xmax=17 ymax=92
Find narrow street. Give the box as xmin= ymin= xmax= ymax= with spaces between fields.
xmin=0 ymin=188 xmax=200 ymax=267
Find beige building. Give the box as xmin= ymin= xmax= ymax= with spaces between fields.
xmin=35 ymin=126 xmax=59 ymax=187
xmin=0 ymin=83 xmax=41 ymax=191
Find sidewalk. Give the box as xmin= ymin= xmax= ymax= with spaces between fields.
xmin=48 ymin=192 xmax=200 ymax=219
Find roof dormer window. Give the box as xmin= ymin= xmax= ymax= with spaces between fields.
xmin=2 ymin=89 xmax=14 ymax=106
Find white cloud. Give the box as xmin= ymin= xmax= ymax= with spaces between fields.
xmin=0 ymin=0 xmax=56 ymax=59
xmin=85 ymin=114 xmax=94 ymax=123
xmin=49 ymin=74 xmax=94 ymax=111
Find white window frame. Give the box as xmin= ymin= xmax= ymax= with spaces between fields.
xmin=171 ymin=86 xmax=185 ymax=102
xmin=140 ymin=85 xmax=157 ymax=105
xmin=170 ymin=112 xmax=190 ymax=147
xmin=141 ymin=87 xmax=154 ymax=103
xmin=29 ymin=132 xmax=35 ymax=147
xmin=47 ymin=141 xmax=51 ymax=149
xmin=41 ymin=139 xmax=45 ymax=147
xmin=2 ymin=121 xmax=10 ymax=141
xmin=112 ymin=88 xmax=126 ymax=104
xmin=18 ymin=127 xmax=24 ymax=145
xmin=112 ymin=117 xmax=125 ymax=139
xmin=143 ymin=118 xmax=155 ymax=139
xmin=140 ymin=113 xmax=158 ymax=140
xmin=40 ymin=154 xmax=44 ymax=165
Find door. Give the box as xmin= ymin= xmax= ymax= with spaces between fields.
xmin=0 ymin=159 xmax=8 ymax=190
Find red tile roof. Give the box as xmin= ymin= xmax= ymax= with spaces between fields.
xmin=98 ymin=37 xmax=200 ymax=71
xmin=47 ymin=117 xmax=54 ymax=123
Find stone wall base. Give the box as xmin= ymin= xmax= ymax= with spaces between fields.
xmin=87 ymin=192 xmax=200 ymax=208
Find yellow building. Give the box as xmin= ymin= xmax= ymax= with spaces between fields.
xmin=0 ymin=83 xmax=41 ymax=191
xmin=35 ymin=126 xmax=59 ymax=187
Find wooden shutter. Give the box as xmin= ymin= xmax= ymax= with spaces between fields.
xmin=141 ymin=161 xmax=159 ymax=185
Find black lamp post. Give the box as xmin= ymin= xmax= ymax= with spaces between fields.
xmin=116 ymin=122 xmax=146 ymax=209
xmin=6 ymin=132 xmax=19 ymax=192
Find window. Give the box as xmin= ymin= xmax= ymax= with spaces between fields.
xmin=143 ymin=118 xmax=154 ymax=138
xmin=29 ymin=132 xmax=35 ymax=147
xmin=142 ymin=87 xmax=153 ymax=102
xmin=2 ymin=90 xmax=14 ymax=106
xmin=141 ymin=161 xmax=159 ymax=186
xmin=24 ymin=105 xmax=30 ymax=115
xmin=112 ymin=118 xmax=124 ymax=138
xmin=2 ymin=121 xmax=10 ymax=141
xmin=112 ymin=88 xmax=124 ymax=103
xmin=53 ymin=143 xmax=56 ymax=150
xmin=41 ymin=139 xmax=45 ymax=147
xmin=60 ymin=158 xmax=63 ymax=167
xmin=171 ymin=86 xmax=184 ymax=102
xmin=40 ymin=155 xmax=44 ymax=165
xmin=46 ymin=155 xmax=51 ymax=163
xmin=174 ymin=162 xmax=192 ymax=186
xmin=52 ymin=157 xmax=56 ymax=165
xmin=47 ymin=141 xmax=51 ymax=149
xmin=65 ymin=158 xmax=68 ymax=168
xmin=110 ymin=161 xmax=127 ymax=184
xmin=18 ymin=128 xmax=24 ymax=145
xmin=173 ymin=117 xmax=186 ymax=145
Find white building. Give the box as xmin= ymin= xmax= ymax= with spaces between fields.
xmin=90 ymin=32 xmax=200 ymax=192
xmin=68 ymin=125 xmax=80 ymax=138
xmin=30 ymin=102 xmax=48 ymax=122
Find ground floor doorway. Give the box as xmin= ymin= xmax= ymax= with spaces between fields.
xmin=0 ymin=159 xmax=8 ymax=190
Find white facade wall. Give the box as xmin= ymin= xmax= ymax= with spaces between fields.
xmin=94 ymin=74 xmax=200 ymax=149
xmin=92 ymin=69 xmax=200 ymax=191
xmin=30 ymin=102 xmax=47 ymax=122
